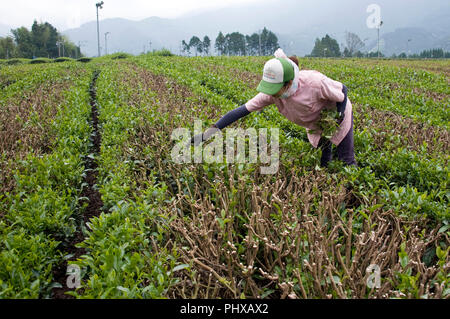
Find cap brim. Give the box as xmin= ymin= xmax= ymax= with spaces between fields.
xmin=257 ymin=80 xmax=284 ymax=95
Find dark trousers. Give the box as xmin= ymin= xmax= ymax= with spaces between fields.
xmin=319 ymin=113 xmax=357 ymax=167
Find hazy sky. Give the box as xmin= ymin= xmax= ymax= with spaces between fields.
xmin=1 ymin=0 xmax=267 ymax=30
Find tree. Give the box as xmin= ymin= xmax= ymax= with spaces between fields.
xmin=343 ymin=47 xmax=351 ymax=57
xmin=345 ymin=32 xmax=365 ymax=57
xmin=310 ymin=34 xmax=341 ymax=57
xmin=259 ymin=28 xmax=270 ymax=55
xmin=246 ymin=33 xmax=260 ymax=56
xmin=310 ymin=38 xmax=323 ymax=57
xmin=322 ymin=34 xmax=341 ymax=57
xmin=202 ymin=36 xmax=211 ymax=56
xmin=183 ymin=28 xmax=279 ymax=57
xmin=225 ymin=32 xmax=246 ymax=56
xmin=11 ymin=27 xmax=33 ymax=58
xmin=10 ymin=21 xmax=80 ymax=59
xmin=188 ymin=36 xmax=202 ymax=56
xmin=367 ymin=51 xmax=384 ymax=58
xmin=419 ymin=48 xmax=448 ymax=58
xmin=60 ymin=35 xmax=80 ymax=58
xmin=215 ymin=32 xmax=226 ymax=55
xmin=264 ymin=29 xmax=279 ymax=56
xmin=354 ymin=50 xmax=365 ymax=58
xmin=0 ymin=37 xmax=16 ymax=59
xmin=222 ymin=28 xmax=279 ymax=56
xmin=181 ymin=40 xmax=190 ymax=56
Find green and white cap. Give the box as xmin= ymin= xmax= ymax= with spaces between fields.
xmin=257 ymin=58 xmax=295 ymax=95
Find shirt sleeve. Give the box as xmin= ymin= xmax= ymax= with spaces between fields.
xmin=245 ymin=93 xmax=274 ymax=112
xmin=214 ymin=104 xmax=250 ymax=129
xmin=319 ymin=77 xmax=345 ymax=103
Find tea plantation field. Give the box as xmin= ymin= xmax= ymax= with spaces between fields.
xmin=0 ymin=54 xmax=448 ymax=299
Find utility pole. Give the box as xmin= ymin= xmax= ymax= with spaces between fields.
xmin=105 ymin=32 xmax=110 ymax=55
xmin=56 ymin=41 xmax=62 ymax=57
xmin=377 ymin=20 xmax=383 ymax=58
xmin=258 ymin=29 xmax=262 ymax=56
xmin=406 ymin=39 xmax=412 ymax=58
xmin=96 ymin=1 xmax=104 ymax=57
xmin=77 ymin=41 xmax=87 ymax=59
xmin=149 ymin=41 xmax=152 ymax=53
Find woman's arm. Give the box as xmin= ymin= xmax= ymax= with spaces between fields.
xmin=214 ymin=104 xmax=250 ymax=129
xmin=190 ymin=104 xmax=250 ymax=145
xmin=191 ymin=93 xmax=274 ymax=145
xmin=319 ymin=77 xmax=345 ymax=103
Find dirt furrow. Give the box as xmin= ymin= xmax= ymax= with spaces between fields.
xmin=52 ymin=70 xmax=104 ymax=299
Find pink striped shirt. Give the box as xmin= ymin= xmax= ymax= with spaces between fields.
xmin=245 ymin=70 xmax=353 ymax=148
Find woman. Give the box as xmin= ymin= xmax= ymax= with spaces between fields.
xmin=192 ymin=49 xmax=357 ymax=168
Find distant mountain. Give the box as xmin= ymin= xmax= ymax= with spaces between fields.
xmin=62 ymin=0 xmax=450 ymax=57
xmin=63 ymin=17 xmax=190 ymax=56
xmin=368 ymin=27 xmax=450 ymax=56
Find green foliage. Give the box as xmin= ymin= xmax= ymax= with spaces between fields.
xmin=417 ymin=48 xmax=450 ymax=59
xmin=62 ymin=62 xmax=186 ymax=298
xmin=110 ymin=52 xmax=132 ymax=59
xmin=54 ymin=57 xmax=74 ymax=63
xmin=0 ymin=225 xmax=60 ymax=298
xmin=0 ymin=37 xmax=16 ymax=59
xmin=314 ymin=109 xmax=340 ymax=138
xmin=135 ymin=55 xmax=449 ymax=224
xmin=0 ymin=62 xmax=93 ymax=297
xmin=146 ymin=49 xmax=174 ymax=57
xmin=1 ymin=55 xmax=448 ymax=299
xmin=185 ymin=27 xmax=278 ymax=56
xmin=30 ymin=58 xmax=51 ymax=64
xmin=10 ymin=20 xmax=82 ymax=59
xmin=310 ymin=34 xmax=341 ymax=57
xmin=4 ymin=58 xmax=31 ymax=65
xmin=77 ymin=57 xmax=92 ymax=63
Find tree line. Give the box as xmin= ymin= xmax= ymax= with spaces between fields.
xmin=2 ymin=22 xmax=448 ymax=60
xmin=181 ymin=27 xmax=279 ymax=56
xmin=309 ymin=32 xmax=450 ymax=58
xmin=393 ymin=48 xmax=450 ymax=59
xmin=0 ymin=20 xmax=81 ymax=59
xmin=309 ymin=32 xmax=368 ymax=57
